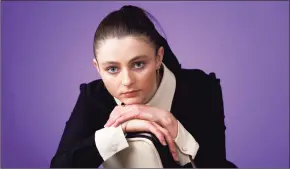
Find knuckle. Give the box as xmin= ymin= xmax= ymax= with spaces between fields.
xmin=116 ymin=118 xmax=123 ymax=123
xmin=164 ymin=117 xmax=172 ymax=125
xmin=167 ymin=139 xmax=174 ymax=146
xmin=164 ymin=130 xmax=170 ymax=136
xmin=161 ymin=118 xmax=168 ymax=126
xmin=123 ymin=114 xmax=129 ymax=119
xmin=164 ymin=131 xmax=169 ymax=137
xmin=156 ymin=132 xmax=163 ymax=138
xmin=170 ymin=144 xmax=176 ymax=151
xmin=157 ymin=132 xmax=164 ymax=139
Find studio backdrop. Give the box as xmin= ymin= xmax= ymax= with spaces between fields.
xmin=1 ymin=1 xmax=289 ymax=168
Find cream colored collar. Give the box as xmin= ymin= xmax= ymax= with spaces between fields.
xmin=114 ymin=63 xmax=176 ymax=112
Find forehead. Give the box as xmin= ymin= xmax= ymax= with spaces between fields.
xmin=96 ymin=36 xmax=155 ymax=63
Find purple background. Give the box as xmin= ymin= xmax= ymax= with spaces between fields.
xmin=1 ymin=1 xmax=289 ymax=168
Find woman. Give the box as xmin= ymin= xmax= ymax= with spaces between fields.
xmin=50 ymin=5 xmax=237 ymax=168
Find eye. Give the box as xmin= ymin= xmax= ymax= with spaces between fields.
xmin=133 ymin=62 xmax=145 ymax=69
xmin=107 ymin=67 xmax=118 ymax=74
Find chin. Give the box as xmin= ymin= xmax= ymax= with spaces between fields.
xmin=121 ymin=97 xmax=144 ymax=105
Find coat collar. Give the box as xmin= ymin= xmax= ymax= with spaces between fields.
xmin=113 ymin=63 xmax=176 ymax=112
xmin=94 ymin=36 xmax=184 ymax=116
xmin=93 ymin=70 xmax=186 ymax=123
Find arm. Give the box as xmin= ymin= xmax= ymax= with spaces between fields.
xmin=192 ymin=73 xmax=237 ymax=168
xmin=50 ymin=84 xmax=129 ymax=168
xmin=174 ymin=121 xmax=199 ymax=166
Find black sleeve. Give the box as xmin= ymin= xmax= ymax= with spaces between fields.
xmin=193 ymin=73 xmax=237 ymax=168
xmin=50 ymin=84 xmax=104 ymax=168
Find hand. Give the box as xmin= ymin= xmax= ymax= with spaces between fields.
xmin=105 ymin=104 xmax=179 ymax=139
xmin=105 ymin=104 xmax=179 ymax=161
xmin=121 ymin=119 xmax=179 ymax=162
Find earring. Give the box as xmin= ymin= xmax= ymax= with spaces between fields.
xmin=156 ymin=68 xmax=160 ymax=75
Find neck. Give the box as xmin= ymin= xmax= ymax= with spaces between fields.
xmin=143 ymin=66 xmax=164 ymax=105
xmin=156 ymin=65 xmax=164 ymax=89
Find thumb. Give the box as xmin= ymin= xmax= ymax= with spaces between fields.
xmin=121 ymin=122 xmax=128 ymax=133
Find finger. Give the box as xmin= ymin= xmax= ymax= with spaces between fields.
xmin=106 ymin=105 xmax=136 ymax=127
xmin=152 ymin=122 xmax=179 ymax=162
xmin=120 ymin=121 xmax=129 ymax=133
xmin=112 ymin=110 xmax=155 ymax=127
xmin=105 ymin=116 xmax=118 ymax=127
xmin=105 ymin=106 xmax=124 ymax=127
xmin=153 ymin=122 xmax=178 ymax=161
xmin=145 ymin=122 xmax=167 ymax=146
xmin=125 ymin=119 xmax=165 ymax=145
xmin=111 ymin=111 xmax=140 ymax=127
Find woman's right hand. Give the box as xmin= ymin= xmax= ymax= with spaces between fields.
xmin=121 ymin=119 xmax=179 ymax=162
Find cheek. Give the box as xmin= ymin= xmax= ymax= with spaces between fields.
xmin=137 ymin=68 xmax=157 ymax=90
xmin=101 ymin=74 xmax=120 ymax=95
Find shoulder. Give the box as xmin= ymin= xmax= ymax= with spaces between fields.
xmin=77 ymin=79 xmax=105 ymax=97
xmin=178 ymin=68 xmax=221 ymax=90
xmin=175 ymin=68 xmax=224 ymax=119
xmin=73 ymin=79 xmax=108 ymax=107
xmin=76 ymin=79 xmax=115 ymax=110
xmin=71 ymin=79 xmax=114 ymax=123
xmin=180 ymin=68 xmax=219 ymax=81
xmin=176 ymin=69 xmax=226 ymax=131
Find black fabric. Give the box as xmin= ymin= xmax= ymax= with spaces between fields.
xmin=50 ymin=69 xmax=237 ymax=168
xmin=50 ymin=43 xmax=237 ymax=167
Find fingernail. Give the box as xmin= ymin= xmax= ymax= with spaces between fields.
xmin=106 ymin=121 xmax=113 ymax=127
xmin=163 ymin=141 xmax=167 ymax=146
xmin=175 ymin=154 xmax=179 ymax=161
xmin=172 ymin=154 xmax=177 ymax=161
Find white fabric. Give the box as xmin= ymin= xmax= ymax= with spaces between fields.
xmin=95 ymin=63 xmax=199 ymax=167
xmin=94 ymin=126 xmax=129 ymax=161
xmin=102 ymin=137 xmax=163 ymax=168
xmin=114 ymin=63 xmax=176 ymax=112
xmin=175 ymin=121 xmax=200 ymax=165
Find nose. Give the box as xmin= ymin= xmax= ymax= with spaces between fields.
xmin=121 ymin=69 xmax=135 ymax=87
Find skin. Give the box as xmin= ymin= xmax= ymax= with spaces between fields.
xmin=93 ymin=35 xmax=179 ymax=162
xmin=94 ymin=36 xmax=162 ymax=105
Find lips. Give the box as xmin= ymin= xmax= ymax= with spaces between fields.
xmin=122 ymin=90 xmax=138 ymax=94
xmin=121 ymin=90 xmax=140 ymax=97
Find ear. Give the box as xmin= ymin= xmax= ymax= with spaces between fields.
xmin=93 ymin=58 xmax=100 ymax=73
xmin=156 ymin=46 xmax=164 ymax=69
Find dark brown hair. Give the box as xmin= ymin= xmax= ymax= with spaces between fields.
xmin=93 ymin=5 xmax=167 ymax=58
xmin=93 ymin=5 xmax=181 ymax=75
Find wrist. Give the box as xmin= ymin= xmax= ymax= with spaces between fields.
xmin=173 ymin=119 xmax=178 ymax=139
xmin=121 ymin=122 xmax=127 ymax=134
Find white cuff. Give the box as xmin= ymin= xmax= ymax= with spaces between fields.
xmin=174 ymin=121 xmax=199 ymax=166
xmin=94 ymin=126 xmax=129 ymax=161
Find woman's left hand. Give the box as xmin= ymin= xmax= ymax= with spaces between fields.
xmin=104 ymin=104 xmax=178 ymax=139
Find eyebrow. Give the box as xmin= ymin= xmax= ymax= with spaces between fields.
xmin=101 ymin=55 xmax=149 ymax=66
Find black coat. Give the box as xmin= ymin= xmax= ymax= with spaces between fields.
xmin=50 ymin=41 xmax=237 ymax=168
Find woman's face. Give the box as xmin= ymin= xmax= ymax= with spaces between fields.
xmin=94 ymin=36 xmax=164 ymax=105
